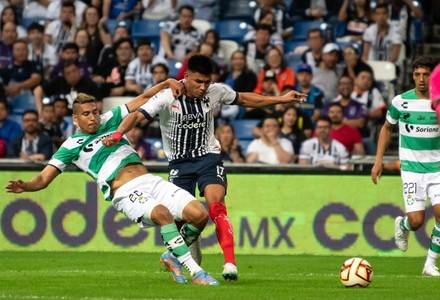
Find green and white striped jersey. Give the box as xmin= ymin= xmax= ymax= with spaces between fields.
xmin=48 ymin=105 xmax=142 ymax=200
xmin=387 ymin=89 xmax=440 ymax=173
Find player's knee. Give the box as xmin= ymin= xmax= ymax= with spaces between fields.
xmin=184 ymin=201 xmax=208 ymax=226
xmin=150 ymin=204 xmax=174 ymax=226
xmin=408 ymin=215 xmax=424 ymax=230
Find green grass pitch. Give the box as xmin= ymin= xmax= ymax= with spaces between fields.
xmin=0 ymin=252 xmax=438 ymax=299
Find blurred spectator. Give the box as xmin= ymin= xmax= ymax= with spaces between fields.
xmin=50 ymin=42 xmax=92 ymax=80
xmin=125 ymin=38 xmax=167 ymax=94
xmin=46 ymin=0 xmax=87 ymax=27
xmin=245 ymin=12 xmax=284 ymax=53
xmin=0 ymin=22 xmax=18 ymax=69
xmin=241 ymin=24 xmax=274 ymax=75
xmin=294 ymin=63 xmax=324 ymax=122
xmin=1 ymin=6 xmax=26 ymax=39
xmin=0 ymin=98 xmax=22 ymax=144
xmin=312 ymin=43 xmax=342 ymax=102
xmin=341 ymin=44 xmax=373 ymax=80
xmin=300 ymin=28 xmax=325 ymax=71
xmin=39 ymin=102 xmax=64 ymax=148
xmin=23 ymin=0 xmax=49 ymax=19
xmin=34 ymin=59 xmax=102 ymax=114
xmin=337 ymin=0 xmax=372 ymax=43
xmin=75 ymin=28 xmax=101 ymax=73
xmin=323 ymin=75 xmax=367 ymax=130
xmin=97 ymin=23 xmax=130 ymax=66
xmin=151 ymin=62 xmax=169 ymax=85
xmin=254 ymin=47 xmax=295 ymax=95
xmin=7 ymin=109 xmax=54 ymax=160
xmin=299 ymin=116 xmax=349 ymax=166
xmin=221 ymin=50 xmax=257 ymax=93
xmin=203 ymin=29 xmax=225 ymax=69
xmin=246 ymin=115 xmax=294 ymax=164
xmin=279 ymin=105 xmax=311 ymax=155
xmin=126 ymin=125 xmax=156 ymax=161
xmin=289 ymin=0 xmax=344 ymax=22
xmin=178 ymin=0 xmax=218 ymax=22
xmin=215 ymin=123 xmax=245 ymax=163
xmin=158 ymin=5 xmax=202 ymax=62
xmin=27 ymin=22 xmax=58 ymax=82
xmin=362 ymin=3 xmax=402 ymax=64
xmin=79 ymin=6 xmax=112 ymax=69
xmin=141 ymin=0 xmax=177 ymax=20
xmin=254 ymin=1 xmax=293 ymax=40
xmin=327 ymin=102 xmax=365 ymax=155
xmin=93 ymin=37 xmax=133 ymax=97
xmin=45 ymin=2 xmax=77 ymax=52
xmin=0 ymin=40 xmax=42 ymax=99
xmin=53 ymin=97 xmax=74 ymax=141
xmin=100 ymin=0 xmax=142 ymax=22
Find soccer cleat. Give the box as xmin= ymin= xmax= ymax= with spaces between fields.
xmin=160 ymin=251 xmax=187 ymax=283
xmin=422 ymin=265 xmax=440 ymax=277
xmin=192 ymin=271 xmax=220 ymax=285
xmin=394 ymin=216 xmax=409 ymax=252
xmin=222 ymin=262 xmax=238 ymax=281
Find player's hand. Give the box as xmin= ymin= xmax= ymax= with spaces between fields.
xmin=6 ymin=180 xmax=25 ymax=193
xmin=283 ymin=90 xmax=308 ymax=103
xmin=168 ymin=79 xmax=184 ymax=98
xmin=371 ymin=162 xmax=382 ymax=185
xmin=102 ymin=132 xmax=122 ymax=147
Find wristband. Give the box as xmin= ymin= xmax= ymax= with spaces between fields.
xmin=111 ymin=131 xmax=123 ymax=142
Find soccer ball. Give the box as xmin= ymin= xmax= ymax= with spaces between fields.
xmin=339 ymin=257 xmax=373 ymax=288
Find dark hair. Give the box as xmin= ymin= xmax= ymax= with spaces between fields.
xmin=22 ymin=109 xmax=38 ymax=119
xmin=339 ymin=75 xmax=354 ymax=85
xmin=62 ymin=42 xmax=79 ymax=52
xmin=188 ymin=55 xmax=214 ymax=75
xmin=1 ymin=6 xmax=19 ymax=31
xmin=12 ymin=39 xmax=27 ymax=48
xmin=204 ymin=29 xmax=220 ymax=53
xmin=374 ymin=3 xmax=389 ymax=12
xmin=61 ymin=2 xmax=76 ymax=11
xmin=136 ymin=38 xmax=152 ymax=49
xmin=27 ymin=22 xmax=44 ymax=33
xmin=42 ymin=102 xmax=54 ymax=109
xmin=0 ymin=98 xmax=9 ymax=112
xmin=53 ymin=96 xmax=69 ymax=106
xmin=114 ymin=37 xmax=133 ymax=50
xmin=327 ymin=102 xmax=344 ymax=111
xmin=151 ymin=62 xmax=169 ymax=75
xmin=73 ymin=93 xmax=97 ymax=112
xmin=262 ymin=115 xmax=280 ymax=127
xmin=62 ymin=59 xmax=79 ymax=70
xmin=264 ymin=47 xmax=287 ymax=71
xmin=412 ymin=55 xmax=440 ymax=72
xmin=254 ymin=23 xmax=273 ymax=34
xmin=316 ymin=115 xmax=332 ymax=125
xmin=179 ymin=5 xmax=194 ymax=15
xmin=307 ymin=28 xmax=324 ymax=39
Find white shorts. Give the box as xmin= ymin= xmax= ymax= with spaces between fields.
xmin=111 ymin=173 xmax=196 ymax=228
xmin=401 ymin=170 xmax=440 ymax=213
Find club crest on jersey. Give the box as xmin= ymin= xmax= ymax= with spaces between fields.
xmin=201 ymin=96 xmax=210 ymax=107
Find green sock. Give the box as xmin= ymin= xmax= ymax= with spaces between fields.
xmin=429 ymin=222 xmax=440 ymax=254
xmin=180 ymin=223 xmax=202 ymax=246
xmin=400 ymin=216 xmax=414 ymax=231
xmin=160 ymin=223 xmax=189 ymax=258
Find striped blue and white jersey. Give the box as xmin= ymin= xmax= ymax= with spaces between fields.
xmin=137 ymin=82 xmax=239 ymax=161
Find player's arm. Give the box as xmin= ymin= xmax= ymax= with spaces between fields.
xmin=125 ymin=78 xmax=183 ymax=113
xmin=5 ymin=165 xmax=60 ymax=193
xmin=236 ymin=90 xmax=307 ymax=108
xmin=371 ymin=121 xmax=393 ymax=184
xmin=102 ymin=111 xmax=145 ymax=147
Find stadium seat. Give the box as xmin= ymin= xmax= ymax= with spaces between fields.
xmin=102 ymin=96 xmax=132 ymax=113
xmin=220 ymin=0 xmax=257 ymax=22
xmin=8 ymin=113 xmax=23 ymax=129
xmin=219 ymin=40 xmax=239 ymax=64
xmin=285 ymin=53 xmax=303 ymax=73
xmin=192 ymin=19 xmax=212 ymax=34
xmin=10 ymin=94 xmax=37 ymax=114
xmin=367 ymin=60 xmax=396 ymax=101
xmin=215 ymin=20 xmax=249 ymax=44
xmin=284 ymin=40 xmax=308 ymax=54
xmin=332 ymin=21 xmax=347 ymax=40
xmin=239 ymin=139 xmax=252 ymax=155
xmin=21 ymin=17 xmax=45 ymax=29
xmin=167 ymin=60 xmax=183 ymax=79
xmin=104 ymin=19 xmax=132 ymax=36
xmin=131 ymin=19 xmax=165 ymax=43
xmin=292 ymin=21 xmax=326 ymax=41
xmin=230 ymin=119 xmax=260 ymax=140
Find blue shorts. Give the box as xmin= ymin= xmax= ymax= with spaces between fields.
xmin=168 ymin=153 xmax=227 ymax=197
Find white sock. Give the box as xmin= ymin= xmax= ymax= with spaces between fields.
xmin=424 ymin=249 xmax=439 ymax=267
xmin=176 ymin=252 xmax=202 ymax=276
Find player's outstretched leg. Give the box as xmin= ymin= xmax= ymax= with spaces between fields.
xmin=395 ymin=216 xmax=410 ymax=252
xmin=422 ymin=222 xmax=440 ymax=276
xmin=209 ymin=202 xmax=238 ymax=281
xmin=193 ymin=270 xmax=220 ymax=285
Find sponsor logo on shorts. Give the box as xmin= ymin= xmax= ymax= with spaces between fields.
xmin=406 ymin=195 xmax=414 ymax=205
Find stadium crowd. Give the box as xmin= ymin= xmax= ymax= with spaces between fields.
xmin=0 ymin=0 xmax=437 ymax=167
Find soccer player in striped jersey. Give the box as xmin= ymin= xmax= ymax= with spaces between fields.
xmin=5 ymin=81 xmax=221 ymax=285
xmin=371 ymin=56 xmax=440 ymax=276
xmin=103 ymin=54 xmax=307 ymax=281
